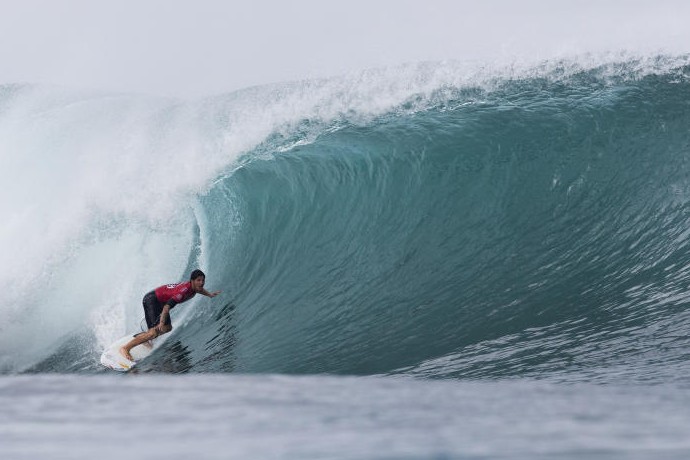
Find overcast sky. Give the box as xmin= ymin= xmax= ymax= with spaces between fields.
xmin=1 ymin=1 xmax=689 ymax=98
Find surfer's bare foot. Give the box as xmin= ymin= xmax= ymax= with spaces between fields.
xmin=120 ymin=347 xmax=134 ymax=361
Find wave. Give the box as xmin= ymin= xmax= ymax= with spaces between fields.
xmin=3 ymin=55 xmax=690 ymax=382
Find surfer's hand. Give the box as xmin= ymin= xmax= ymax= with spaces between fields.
xmin=207 ymin=290 xmax=221 ymax=298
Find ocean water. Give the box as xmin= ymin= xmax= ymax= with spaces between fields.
xmin=2 ymin=374 xmax=690 ymax=460
xmin=2 ymin=55 xmax=690 ymax=458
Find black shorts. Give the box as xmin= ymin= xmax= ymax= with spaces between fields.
xmin=143 ymin=291 xmax=172 ymax=329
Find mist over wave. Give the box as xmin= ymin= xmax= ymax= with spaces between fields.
xmin=2 ymin=55 xmax=690 ymax=381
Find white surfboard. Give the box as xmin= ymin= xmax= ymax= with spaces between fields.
xmin=100 ymin=333 xmax=155 ymax=372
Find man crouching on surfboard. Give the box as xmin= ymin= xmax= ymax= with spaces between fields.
xmin=120 ymin=269 xmax=221 ymax=361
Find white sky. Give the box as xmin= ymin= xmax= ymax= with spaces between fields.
xmin=0 ymin=0 xmax=689 ymax=98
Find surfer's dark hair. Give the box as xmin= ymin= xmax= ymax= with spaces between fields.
xmin=190 ymin=269 xmax=205 ymax=280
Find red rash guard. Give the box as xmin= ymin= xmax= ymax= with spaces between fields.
xmin=154 ymin=282 xmax=196 ymax=309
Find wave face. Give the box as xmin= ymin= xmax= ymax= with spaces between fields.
xmin=3 ymin=57 xmax=690 ymax=382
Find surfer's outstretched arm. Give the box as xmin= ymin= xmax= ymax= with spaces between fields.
xmin=200 ymin=288 xmax=221 ymax=298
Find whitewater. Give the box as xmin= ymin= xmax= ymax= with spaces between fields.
xmin=2 ymin=55 xmax=690 ymax=458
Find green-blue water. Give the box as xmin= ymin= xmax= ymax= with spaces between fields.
xmin=2 ymin=57 xmax=690 ymax=458
xmin=150 ymin=62 xmax=690 ymax=383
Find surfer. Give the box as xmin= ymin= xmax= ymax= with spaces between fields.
xmin=119 ymin=269 xmax=221 ymax=361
